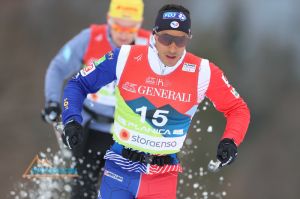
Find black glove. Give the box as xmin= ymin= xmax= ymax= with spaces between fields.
xmin=217 ymin=138 xmax=238 ymax=167
xmin=41 ymin=101 xmax=61 ymax=123
xmin=62 ymin=120 xmax=84 ymax=150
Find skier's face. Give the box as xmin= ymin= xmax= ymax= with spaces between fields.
xmin=108 ymin=17 xmax=142 ymax=47
xmin=154 ymin=30 xmax=190 ymax=67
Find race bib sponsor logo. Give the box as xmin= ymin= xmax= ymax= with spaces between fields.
xmin=137 ymin=86 xmax=192 ymax=103
xmin=122 ymin=82 xmax=192 ymax=102
xmin=116 ymin=115 xmax=185 ymax=136
xmin=131 ymin=134 xmax=177 ymax=148
xmin=145 ymin=77 xmax=171 ymax=87
xmin=182 ymin=63 xmax=196 ymax=72
xmin=145 ymin=77 xmax=156 ymax=85
xmin=114 ymin=121 xmax=186 ymax=153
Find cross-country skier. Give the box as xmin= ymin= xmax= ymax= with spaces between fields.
xmin=61 ymin=4 xmax=250 ymax=199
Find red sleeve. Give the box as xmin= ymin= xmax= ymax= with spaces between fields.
xmin=205 ymin=63 xmax=250 ymax=146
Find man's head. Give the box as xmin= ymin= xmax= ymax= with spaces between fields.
xmin=153 ymin=4 xmax=192 ymax=66
xmin=107 ymin=0 xmax=144 ymax=47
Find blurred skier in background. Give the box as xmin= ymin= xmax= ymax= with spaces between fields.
xmin=42 ymin=0 xmax=150 ymax=198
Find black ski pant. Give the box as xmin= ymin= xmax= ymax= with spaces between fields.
xmin=70 ymin=126 xmax=114 ymax=199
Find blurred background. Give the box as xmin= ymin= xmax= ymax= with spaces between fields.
xmin=1 ymin=0 xmax=300 ymax=198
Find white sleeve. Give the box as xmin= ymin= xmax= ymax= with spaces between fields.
xmin=116 ymin=45 xmax=131 ymax=85
xmin=197 ymin=59 xmax=211 ymax=103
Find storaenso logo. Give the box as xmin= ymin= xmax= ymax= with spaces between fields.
xmin=131 ymin=135 xmax=177 ymax=148
xmin=23 ymin=155 xmax=78 ymax=179
xmin=119 ymin=129 xmax=131 ymax=141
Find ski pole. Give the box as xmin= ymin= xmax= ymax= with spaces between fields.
xmin=41 ymin=111 xmax=65 ymax=150
xmin=207 ymin=159 xmax=222 ymax=173
xmin=52 ymin=121 xmax=65 ymax=150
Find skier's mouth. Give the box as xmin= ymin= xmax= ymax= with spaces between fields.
xmin=166 ymin=55 xmax=177 ymax=59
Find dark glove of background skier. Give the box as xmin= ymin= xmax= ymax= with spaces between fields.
xmin=217 ymin=138 xmax=238 ymax=166
xmin=62 ymin=120 xmax=84 ymax=151
xmin=41 ymin=101 xmax=61 ymax=123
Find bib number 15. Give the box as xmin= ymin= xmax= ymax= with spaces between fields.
xmin=136 ymin=106 xmax=169 ymax=127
